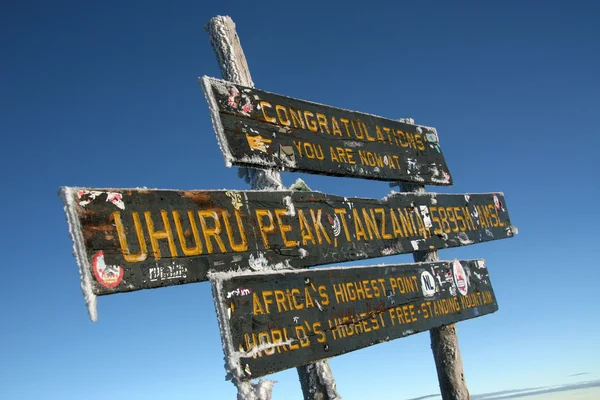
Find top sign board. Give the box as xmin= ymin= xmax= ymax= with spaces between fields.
xmin=201 ymin=76 xmax=453 ymax=185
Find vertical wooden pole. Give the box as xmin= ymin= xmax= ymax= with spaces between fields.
xmin=292 ymin=181 xmax=342 ymax=400
xmin=398 ymin=120 xmax=470 ymax=400
xmin=205 ymin=15 xmax=283 ymax=192
xmin=205 ymin=16 xmax=340 ymax=400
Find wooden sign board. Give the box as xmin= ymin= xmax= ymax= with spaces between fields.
xmin=201 ymin=76 xmax=453 ymax=185
xmin=211 ymin=259 xmax=497 ymax=380
xmin=60 ymin=187 xmax=514 ymax=297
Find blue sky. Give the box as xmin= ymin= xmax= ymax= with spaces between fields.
xmin=1 ymin=1 xmax=599 ymax=399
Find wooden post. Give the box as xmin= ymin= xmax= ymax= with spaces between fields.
xmin=412 ymin=239 xmax=468 ymax=400
xmin=297 ymin=360 xmax=340 ymax=400
xmin=398 ymin=120 xmax=470 ymax=400
xmin=206 ymin=16 xmax=340 ymax=400
xmin=205 ymin=15 xmax=283 ymax=192
xmin=291 ymin=180 xmax=342 ymax=400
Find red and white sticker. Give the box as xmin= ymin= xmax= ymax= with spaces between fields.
xmin=452 ymin=260 xmax=468 ymax=296
xmin=77 ymin=190 xmax=125 ymax=210
xmin=92 ymin=251 xmax=123 ymax=288
xmin=493 ymin=194 xmax=502 ymax=210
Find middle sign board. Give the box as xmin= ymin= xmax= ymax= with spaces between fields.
xmin=61 ymin=187 xmax=514 ymax=297
xmin=201 ymin=76 xmax=453 ymax=185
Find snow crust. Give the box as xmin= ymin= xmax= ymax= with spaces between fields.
xmin=205 ymin=16 xmax=254 ymax=87
xmin=211 ymin=275 xmax=280 ymax=400
xmin=282 ymin=196 xmax=295 ymax=216
xmin=60 ymin=186 xmax=505 ymax=204
xmin=289 ymin=178 xmax=311 ymax=192
xmin=237 ymin=380 xmax=277 ymax=400
xmin=237 ymin=154 xmax=272 ymax=168
xmin=210 ymin=277 xmax=242 ymax=386
xmin=200 ymin=76 xmax=235 ymax=169
xmin=59 ymin=187 xmax=98 ymax=322
xmin=202 ymin=26 xmax=285 ymax=193
xmin=298 ymin=248 xmax=309 ymax=259
xmin=243 ymin=338 xmax=297 ymax=359
xmin=315 ymin=361 xmax=341 ymax=399
xmin=456 ymin=232 xmax=474 ymax=245
xmin=253 ymin=380 xmax=276 ymax=400
xmin=248 ymin=252 xmax=292 ymax=271
xmin=209 ymin=259 xmax=485 ymax=281
xmin=236 ymin=163 xmax=284 ymax=191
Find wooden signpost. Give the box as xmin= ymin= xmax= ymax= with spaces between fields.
xmin=202 ymin=77 xmax=452 ymax=186
xmin=211 ymin=259 xmax=497 ymax=381
xmin=60 ymin=14 xmax=517 ymax=400
xmin=61 ymin=187 xmax=513 ymax=298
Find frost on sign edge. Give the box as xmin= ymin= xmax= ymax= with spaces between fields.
xmin=60 ymin=186 xmax=98 ymax=322
xmin=200 ymin=75 xmax=234 ymax=168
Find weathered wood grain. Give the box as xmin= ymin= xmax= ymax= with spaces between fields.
xmin=211 ymin=259 xmax=497 ymax=380
xmin=202 ymin=76 xmax=453 ymax=185
xmin=61 ymin=187 xmax=514 ymax=296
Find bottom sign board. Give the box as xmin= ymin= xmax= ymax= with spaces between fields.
xmin=211 ymin=259 xmax=497 ymax=381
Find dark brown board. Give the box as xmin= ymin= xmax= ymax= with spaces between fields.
xmin=201 ymin=76 xmax=453 ymax=185
xmin=211 ymin=259 xmax=497 ymax=380
xmin=60 ymin=187 xmax=515 ymax=296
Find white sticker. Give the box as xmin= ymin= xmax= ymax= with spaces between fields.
xmin=331 ymin=215 xmax=341 ymax=237
xmin=421 ymin=271 xmax=436 ymax=297
xmin=419 ymin=205 xmax=433 ymax=228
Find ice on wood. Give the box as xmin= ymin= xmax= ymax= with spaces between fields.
xmin=205 ymin=16 xmax=254 ymax=87
xmin=282 ymin=195 xmax=295 ymax=216
xmin=289 ymin=178 xmax=311 ymax=192
xmin=298 ymin=248 xmax=309 ymax=259
xmin=248 ymin=252 xmax=292 ymax=272
xmin=204 ymin=17 xmax=284 ymax=195
xmin=237 ymin=380 xmax=276 ymax=400
xmin=315 ymin=361 xmax=342 ymax=400
xmin=210 ymin=270 xmax=278 ymax=400
xmin=60 ymin=187 xmax=98 ymax=322
xmin=200 ymin=76 xmax=234 ymax=169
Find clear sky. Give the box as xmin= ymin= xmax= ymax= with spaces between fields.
xmin=1 ymin=1 xmax=599 ymax=399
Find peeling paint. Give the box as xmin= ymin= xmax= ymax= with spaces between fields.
xmin=77 ymin=190 xmax=125 ymax=210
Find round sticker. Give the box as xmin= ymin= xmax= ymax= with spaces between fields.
xmin=92 ymin=251 xmax=123 ymax=288
xmin=329 ymin=214 xmax=341 ymax=237
xmin=493 ymin=194 xmax=502 ymax=210
xmin=420 ymin=271 xmax=436 ymax=297
xmin=453 ymin=260 xmax=468 ymax=296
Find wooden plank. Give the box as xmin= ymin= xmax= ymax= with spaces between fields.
xmin=210 ymin=259 xmax=497 ymax=381
xmin=60 ymin=187 xmax=515 ymax=296
xmin=201 ymin=76 xmax=453 ymax=185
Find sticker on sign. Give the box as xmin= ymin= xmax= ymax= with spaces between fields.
xmin=60 ymin=186 xmax=515 ymax=320
xmin=201 ymin=76 xmax=453 ymax=185
xmin=210 ymin=259 xmax=498 ymax=381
